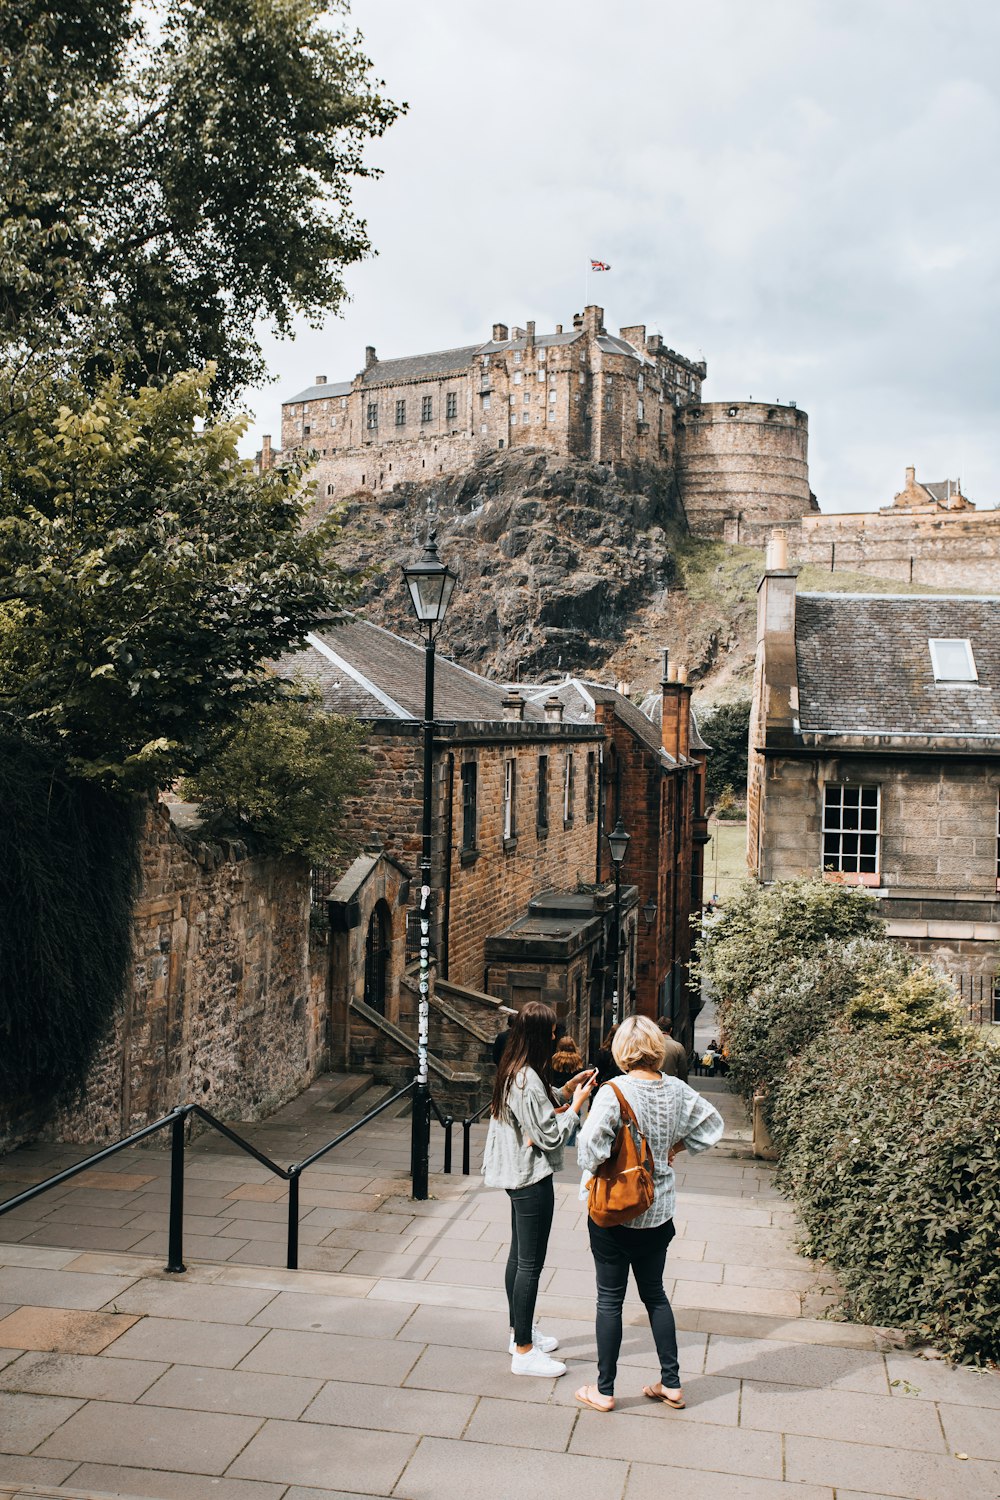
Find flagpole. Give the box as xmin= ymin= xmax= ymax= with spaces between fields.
xmin=585 ymin=259 xmax=590 ymax=308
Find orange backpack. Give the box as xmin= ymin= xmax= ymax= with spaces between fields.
xmin=587 ymin=1082 xmax=656 ymax=1227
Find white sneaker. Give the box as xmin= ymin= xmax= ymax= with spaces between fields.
xmin=511 ymin=1347 xmax=567 ymax=1378
xmin=508 ymin=1327 xmax=559 ymax=1355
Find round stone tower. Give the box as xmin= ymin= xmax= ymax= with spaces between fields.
xmin=675 ymin=401 xmax=816 ymax=541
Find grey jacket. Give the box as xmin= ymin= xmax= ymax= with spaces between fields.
xmin=482 ymin=1068 xmax=577 ymax=1189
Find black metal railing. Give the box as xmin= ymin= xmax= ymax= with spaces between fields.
xmin=461 ymin=1099 xmax=491 ymax=1175
xmin=0 ymin=1080 xmax=453 ymax=1275
xmin=952 ymin=972 xmax=1000 ymax=1026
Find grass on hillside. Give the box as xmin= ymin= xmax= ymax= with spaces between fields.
xmin=704 ymin=819 xmax=748 ymax=904
xmin=674 ymin=535 xmax=983 ymax=600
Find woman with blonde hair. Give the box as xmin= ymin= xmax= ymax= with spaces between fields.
xmin=575 ymin=1014 xmax=723 ymax=1412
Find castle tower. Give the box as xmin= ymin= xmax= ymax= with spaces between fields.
xmin=675 ymin=401 xmax=817 ymax=542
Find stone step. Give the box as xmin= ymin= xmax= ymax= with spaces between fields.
xmin=327 ymin=1071 xmax=376 ymax=1112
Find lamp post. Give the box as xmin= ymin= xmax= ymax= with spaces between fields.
xmin=402 ymin=529 xmax=458 ymax=1201
xmin=606 ymin=816 xmax=630 ymax=1029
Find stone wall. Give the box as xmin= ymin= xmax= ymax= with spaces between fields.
xmin=12 ymin=802 xmax=321 ymax=1148
xmin=787 ymin=508 xmax=1000 ymax=591
xmin=676 ymin=402 xmax=816 ymax=540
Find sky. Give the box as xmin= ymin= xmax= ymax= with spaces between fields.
xmin=242 ymin=0 xmax=1000 ymax=515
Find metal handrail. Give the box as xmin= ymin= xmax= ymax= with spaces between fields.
xmin=0 ymin=1080 xmax=432 ymax=1275
xmin=428 ymin=1094 xmax=454 ymax=1175
xmin=461 ymin=1098 xmax=492 ymax=1175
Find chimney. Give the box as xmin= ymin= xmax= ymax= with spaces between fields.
xmin=526 ymin=321 xmax=535 ymax=347
xmin=906 ymin=465 xmax=916 ymax=484
xmin=555 ymin=323 xmax=563 ymax=334
xmin=511 ymin=326 xmax=525 ymax=341
xmin=661 ymin=654 xmax=691 ymax=760
xmin=502 ymin=690 xmax=525 ymax=722
xmin=572 ymin=312 xmax=583 ymax=330
xmin=492 ymin=322 xmax=509 ymax=342
xmin=260 ymin=434 xmax=272 ymax=471
xmin=543 ymin=693 xmax=564 ymax=723
xmin=765 ymin=528 xmax=788 ymax=570
xmin=315 ymin=375 xmax=327 ymax=385
xmin=755 ymin=545 xmax=800 ymax=740
xmin=365 ymin=346 xmax=377 ymax=369
xmin=582 ymin=305 xmax=604 ymax=336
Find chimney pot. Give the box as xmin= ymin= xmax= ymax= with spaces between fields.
xmin=501 ymin=690 xmax=525 ymax=722
xmin=365 ymin=346 xmax=377 ymax=369
xmin=526 ymin=320 xmax=536 ymax=345
xmin=765 ymin=529 xmax=789 ymax=570
xmin=677 ymin=665 xmax=688 ymax=685
xmin=555 ymin=323 xmax=563 ymax=334
xmin=315 ymin=375 xmax=327 ymax=385
xmin=668 ymin=662 xmax=678 ymax=684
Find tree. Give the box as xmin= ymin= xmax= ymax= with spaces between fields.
xmin=1 ymin=0 xmax=402 ymax=404
xmin=698 ymin=697 xmax=751 ymax=808
xmin=182 ymin=695 xmax=371 ymax=864
xmin=0 ymin=367 xmax=357 ymax=790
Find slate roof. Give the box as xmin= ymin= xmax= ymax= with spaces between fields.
xmin=520 ymin=678 xmax=703 ymax=765
xmin=924 ymin=480 xmax=962 ymax=504
xmin=360 ymin=345 xmax=483 ymax=386
xmin=285 ymin=381 xmax=353 ymax=404
xmin=478 ymin=332 xmax=582 ymax=355
xmin=275 ymin=617 xmax=551 ymax=723
xmin=795 ymin=594 xmax=1000 ymax=741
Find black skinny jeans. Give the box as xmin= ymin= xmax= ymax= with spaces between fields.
xmin=588 ymin=1217 xmax=679 ymax=1396
xmin=505 ymin=1175 xmax=555 ymax=1346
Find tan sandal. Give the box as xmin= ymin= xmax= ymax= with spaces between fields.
xmin=643 ymin=1383 xmax=685 ymax=1409
xmin=576 ymin=1384 xmax=614 ymax=1412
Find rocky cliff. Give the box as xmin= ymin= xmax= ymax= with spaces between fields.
xmin=330 ymin=448 xmax=686 ymax=682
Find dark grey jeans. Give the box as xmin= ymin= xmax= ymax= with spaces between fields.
xmin=505 ymin=1175 xmax=555 ymax=1346
xmin=588 ymin=1216 xmax=678 ymax=1396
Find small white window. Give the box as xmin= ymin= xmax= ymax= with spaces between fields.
xmin=503 ymin=759 xmax=517 ymax=840
xmin=341 ymin=397 xmax=347 ymax=409
xmin=481 ymin=394 xmax=491 ymax=411
xmin=637 ymin=373 xmax=645 ymax=392
xmin=480 ymin=423 xmax=488 ymax=434
xmin=511 ymin=414 xmax=517 ymax=424
xmin=929 ymin=639 xmax=977 ymax=682
xmin=578 ymin=372 xmax=585 ymax=385
xmin=637 ymin=399 xmax=644 ymax=420
xmin=548 ymin=389 xmax=556 ymax=403
xmin=482 ymin=355 xmax=490 ymax=368
xmin=538 ymin=349 xmax=546 ymax=363
xmin=550 ymin=373 xmax=556 ymax=384
xmin=513 ymin=371 xmax=522 ymax=385
xmin=547 ymin=409 xmax=556 ymax=420
xmin=509 ymin=394 xmax=516 ymax=405
xmin=605 ymin=373 xmax=613 ymax=385
xmin=523 ymin=393 xmax=530 ymax=404
xmin=513 ymin=351 xmax=522 ymax=364
xmin=536 ymin=369 xmax=545 ymax=382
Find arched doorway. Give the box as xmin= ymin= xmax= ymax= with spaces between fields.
xmin=364 ymin=902 xmax=391 ymax=1015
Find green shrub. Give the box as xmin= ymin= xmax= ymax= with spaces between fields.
xmin=181 ymin=696 xmax=371 ymax=864
xmin=846 ymin=964 xmax=965 ymax=1047
xmin=773 ymin=1027 xmax=1000 ymax=1364
xmin=698 ymin=698 xmax=751 ymax=807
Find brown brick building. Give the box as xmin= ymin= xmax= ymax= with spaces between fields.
xmin=289 ymin=618 xmax=707 ymax=1063
xmin=748 ymin=543 xmax=1000 ymax=1017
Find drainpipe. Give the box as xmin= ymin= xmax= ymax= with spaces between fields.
xmin=442 ymin=751 xmax=455 ymax=981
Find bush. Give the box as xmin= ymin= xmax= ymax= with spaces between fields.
xmin=181 ymin=696 xmax=371 ymax=864
xmin=698 ymin=698 xmax=751 ymax=807
xmin=773 ymin=1027 xmax=1000 ymax=1365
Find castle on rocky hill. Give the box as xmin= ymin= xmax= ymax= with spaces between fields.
xmin=263 ymin=305 xmax=998 ymax=592
xmin=270 ymin=304 xmax=819 ymax=541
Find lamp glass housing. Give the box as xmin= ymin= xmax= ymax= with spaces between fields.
xmin=642 ymin=898 xmax=657 ymax=928
xmin=402 ymin=536 xmax=458 ymax=625
xmin=607 ymin=817 xmax=630 ymax=866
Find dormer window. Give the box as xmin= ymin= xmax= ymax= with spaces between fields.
xmin=929 ymin=638 xmax=977 ymax=683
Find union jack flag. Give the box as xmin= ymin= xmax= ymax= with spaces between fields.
xmin=590 ymin=259 xmax=611 ymax=271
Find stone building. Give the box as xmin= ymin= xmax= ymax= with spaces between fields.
xmin=748 ymin=539 xmax=1000 ymax=1013
xmin=678 ymin=401 xmax=818 ymax=542
xmin=786 ymin=466 xmax=1000 ymax=591
xmin=287 ymin=616 xmax=707 ymax=1069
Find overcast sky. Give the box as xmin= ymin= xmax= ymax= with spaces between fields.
xmin=243 ymin=0 xmax=1000 ymax=515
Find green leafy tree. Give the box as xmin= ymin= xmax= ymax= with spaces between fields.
xmin=1 ymin=0 xmax=401 ymax=403
xmin=698 ymin=697 xmax=751 ymax=807
xmin=183 ymin=695 xmax=372 ymax=864
xmin=0 ymin=367 xmax=356 ymax=789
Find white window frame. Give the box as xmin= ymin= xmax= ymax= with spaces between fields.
xmin=929 ymin=638 xmax=978 ymax=682
xmin=822 ymin=782 xmax=880 ymax=883
xmin=503 ymin=759 xmax=517 ymax=841
xmin=563 ymin=753 xmax=575 ymax=824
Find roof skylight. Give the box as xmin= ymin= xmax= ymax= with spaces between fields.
xmin=929 ymin=638 xmax=978 ymax=683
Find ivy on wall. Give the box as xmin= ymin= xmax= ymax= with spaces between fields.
xmin=0 ymin=738 xmax=141 ymax=1111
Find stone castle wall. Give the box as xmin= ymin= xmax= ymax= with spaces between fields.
xmin=676 ymin=402 xmax=816 ymax=540
xmin=5 ymin=803 xmax=321 ymax=1149
xmin=787 ymin=507 xmax=1000 ymax=590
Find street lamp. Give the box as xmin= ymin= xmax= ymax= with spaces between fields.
xmin=402 ymin=528 xmax=458 ymax=1201
xmin=606 ymin=817 xmax=630 ymax=1029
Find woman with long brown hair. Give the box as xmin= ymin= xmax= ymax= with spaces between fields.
xmin=483 ymin=1001 xmax=596 ymax=1378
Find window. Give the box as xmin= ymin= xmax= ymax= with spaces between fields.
xmin=421 ymin=395 xmax=433 ymax=423
xmin=605 ymin=373 xmax=613 ymax=385
xmin=586 ymin=752 xmax=597 ymax=823
xmin=364 ymin=903 xmax=390 ymax=1015
xmin=482 ymin=354 xmax=490 ymax=368
xmin=513 ymin=351 xmax=522 ymax=364
xmin=537 ymin=755 xmax=549 ymax=832
xmin=538 ymin=349 xmax=546 ymax=363
xmin=548 ymin=389 xmax=556 ymax=403
xmin=823 ymin=784 xmax=880 ymax=878
xmin=509 ymin=394 xmax=516 ymax=405
xmin=563 ymin=753 xmax=575 ymax=824
xmin=446 ymin=392 xmax=457 ymax=420
xmin=513 ymin=371 xmax=523 ymax=385
xmin=637 ymin=373 xmax=645 ymax=392
xmin=510 ymin=414 xmax=518 ymax=424
xmin=637 ymin=399 xmax=645 ymax=421
xmin=366 ymin=402 xmax=378 ymax=429
xmin=605 ymin=396 xmax=612 ymax=411
xmin=395 ymin=400 xmax=406 ymax=426
xmin=461 ymin=763 xmax=478 ymax=852
xmin=503 ymin=759 xmax=517 ymax=841
xmin=303 ymin=424 xmax=311 ymax=436
xmin=929 ymin=638 xmax=977 ymax=682
xmin=523 ymin=392 xmax=530 ymax=404
xmin=550 ymin=373 xmax=557 ymax=384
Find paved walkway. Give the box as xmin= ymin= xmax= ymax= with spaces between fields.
xmin=2 ymin=1081 xmax=999 ymax=1500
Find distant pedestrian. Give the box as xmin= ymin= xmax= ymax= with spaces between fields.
xmin=483 ymin=1001 xmax=597 ymax=1379
xmin=657 ymin=1018 xmax=689 ymax=1083
xmin=492 ymin=1014 xmax=516 ymax=1067
xmin=575 ymin=1015 xmax=724 ymax=1413
xmin=551 ymin=1031 xmax=585 ymax=1090
xmin=594 ymin=1026 xmax=623 ymax=1087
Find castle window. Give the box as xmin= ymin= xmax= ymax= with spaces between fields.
xmin=822 ymin=784 xmax=880 ymax=879
xmin=637 ymin=373 xmax=645 ymax=392
xmin=637 ymin=399 xmax=645 ymax=421
xmin=604 ymin=396 xmax=612 ymax=410
xmin=510 ymin=414 xmax=517 ymax=424
xmin=421 ymin=396 xmax=433 ymax=423
xmin=513 ymin=371 xmax=523 ymax=385
xmin=929 ymin=638 xmax=977 ymax=683
xmin=538 ymin=349 xmax=546 ymax=363
xmin=481 ymin=423 xmax=488 ymax=434
xmin=326 ymin=483 xmax=335 ymax=495
xmin=537 ymin=370 xmax=545 ymax=382
xmin=303 ymin=425 xmax=311 ymax=436
xmin=547 ymin=409 xmax=556 ymax=420
xmin=574 ymin=394 xmax=581 ymax=403
xmin=513 ymin=351 xmax=522 ymax=364
xmin=482 ymin=355 xmax=490 ymax=367
xmin=579 ymin=373 xmax=585 ymax=384
xmin=366 ymin=403 xmax=378 ymax=429
xmin=341 ymin=397 xmax=347 ymax=409
xmin=446 ymin=392 xmax=457 ymax=420
xmin=395 ymin=400 xmax=406 ymax=426
xmin=548 ymin=389 xmax=556 ymax=403
xmin=481 ymin=394 xmax=492 ymax=410
xmin=523 ymin=393 xmax=530 ymax=405
xmin=605 ymin=374 xmax=613 ymax=385
xmin=509 ymin=394 xmax=516 ymax=405
xmin=550 ymin=373 xmax=557 ymax=384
